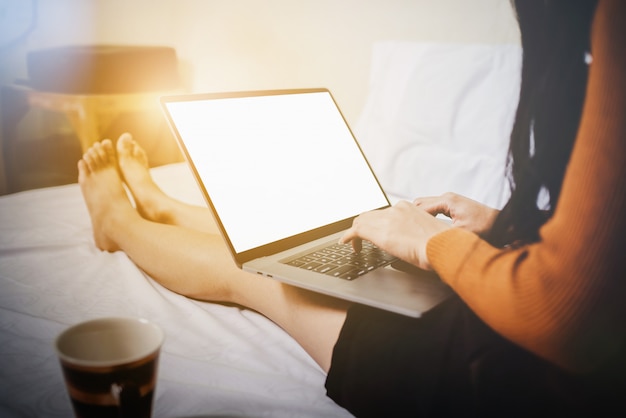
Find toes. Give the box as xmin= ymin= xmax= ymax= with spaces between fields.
xmin=116 ymin=132 xmax=149 ymax=166
xmin=100 ymin=139 xmax=115 ymax=162
xmin=81 ymin=151 xmax=96 ymax=172
xmin=77 ymin=159 xmax=89 ymax=179
xmin=92 ymin=142 xmax=107 ymax=164
xmin=116 ymin=132 xmax=134 ymax=155
xmin=82 ymin=139 xmax=116 ymax=171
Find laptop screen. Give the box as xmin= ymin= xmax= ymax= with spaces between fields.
xmin=162 ymin=89 xmax=389 ymax=255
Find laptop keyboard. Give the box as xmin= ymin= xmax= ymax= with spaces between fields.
xmin=283 ymin=241 xmax=397 ymax=280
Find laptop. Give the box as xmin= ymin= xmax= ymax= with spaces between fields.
xmin=161 ymin=88 xmax=451 ymax=317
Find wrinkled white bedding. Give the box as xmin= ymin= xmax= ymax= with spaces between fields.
xmin=0 ymin=163 xmax=352 ymax=418
xmin=0 ymin=41 xmax=520 ymax=418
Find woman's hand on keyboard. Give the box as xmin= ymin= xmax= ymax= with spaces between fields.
xmin=413 ymin=192 xmax=499 ymax=238
xmin=339 ymin=200 xmax=450 ymax=271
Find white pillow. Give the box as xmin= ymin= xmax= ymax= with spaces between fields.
xmin=354 ymin=41 xmax=522 ymax=208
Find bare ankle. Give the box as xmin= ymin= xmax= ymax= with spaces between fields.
xmin=141 ymin=204 xmax=175 ymax=225
xmin=116 ymin=133 xmax=179 ymax=223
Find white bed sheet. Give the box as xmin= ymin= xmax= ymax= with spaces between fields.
xmin=0 ymin=162 xmax=352 ymax=418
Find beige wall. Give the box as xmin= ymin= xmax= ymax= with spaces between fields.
xmin=1 ymin=0 xmax=519 ymax=124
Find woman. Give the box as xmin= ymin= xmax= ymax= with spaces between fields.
xmin=78 ymin=0 xmax=625 ymax=415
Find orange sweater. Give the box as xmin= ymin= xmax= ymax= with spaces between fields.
xmin=427 ymin=0 xmax=626 ymax=374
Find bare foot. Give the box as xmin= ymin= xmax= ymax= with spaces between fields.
xmin=116 ymin=133 xmax=176 ymax=223
xmin=78 ymin=139 xmax=140 ymax=251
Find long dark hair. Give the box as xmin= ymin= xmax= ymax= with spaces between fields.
xmin=488 ymin=0 xmax=598 ymax=247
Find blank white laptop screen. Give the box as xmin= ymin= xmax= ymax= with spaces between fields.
xmin=164 ymin=91 xmax=388 ymax=253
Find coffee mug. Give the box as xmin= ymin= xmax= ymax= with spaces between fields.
xmin=55 ymin=317 xmax=164 ymax=418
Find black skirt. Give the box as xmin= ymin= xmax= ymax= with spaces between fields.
xmin=325 ymin=295 xmax=611 ymax=417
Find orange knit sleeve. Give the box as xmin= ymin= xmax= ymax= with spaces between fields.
xmin=426 ymin=0 xmax=626 ymax=373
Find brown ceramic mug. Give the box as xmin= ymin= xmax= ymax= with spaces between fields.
xmin=55 ymin=317 xmax=164 ymax=418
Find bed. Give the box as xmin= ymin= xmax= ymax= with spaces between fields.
xmin=0 ymin=42 xmax=521 ymax=417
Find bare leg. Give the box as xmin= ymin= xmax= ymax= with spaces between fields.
xmin=78 ymin=139 xmax=348 ymax=371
